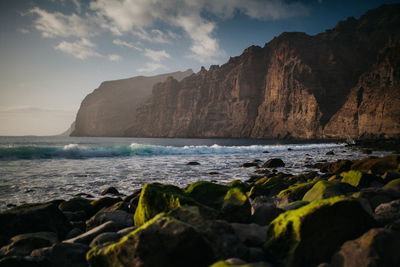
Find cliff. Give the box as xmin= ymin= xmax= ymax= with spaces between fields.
xmin=125 ymin=4 xmax=400 ymax=139
xmin=71 ymin=69 xmax=193 ymax=137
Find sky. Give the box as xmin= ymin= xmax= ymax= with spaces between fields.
xmin=0 ymin=0 xmax=398 ymax=136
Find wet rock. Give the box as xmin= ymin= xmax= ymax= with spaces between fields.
xmin=31 ymin=242 xmax=89 ymax=267
xmin=62 ymin=210 xmax=87 ymax=222
xmin=383 ymin=178 xmax=400 ymax=193
xmin=352 ymin=187 xmax=398 ymax=209
xmin=187 ymin=161 xmax=200 ymax=165
xmin=0 ymin=203 xmax=71 ymax=246
xmin=0 ymin=232 xmax=58 ymax=257
xmin=89 ymin=197 xmax=122 ymax=214
xmin=341 ymin=170 xmax=382 ymax=188
xmin=116 ymin=226 xmax=137 ymax=236
xmin=278 ymin=181 xmax=317 ymax=204
xmin=89 ymin=232 xmax=121 ymax=248
xmin=311 ymin=160 xmax=354 ymax=174
xmin=209 ymin=171 xmax=220 ymax=175
xmin=86 ymin=208 xmax=133 ymax=231
xmin=263 ymin=151 xmax=270 ymax=154
xmin=265 ymin=197 xmax=377 ymax=267
xmin=250 ymin=200 xmax=283 ymax=225
xmin=261 ymin=158 xmax=285 ymax=168
xmin=58 ymin=197 xmax=93 ymax=215
xmin=351 ymin=155 xmax=400 ymax=174
xmin=240 ymin=162 xmax=259 ymax=168
xmin=326 ymin=151 xmax=335 ymax=155
xmin=302 ymin=181 xmax=357 ymax=202
xmin=330 ymin=228 xmax=400 ymax=267
xmin=221 ymin=187 xmax=251 ymax=223
xmin=230 ymin=223 xmax=268 ymax=246
xmin=87 ymin=214 xmax=215 ymax=267
xmin=64 ymin=221 xmax=118 ymax=245
xmin=185 ymin=181 xmax=229 ymax=210
xmin=100 ymin=187 xmax=120 ymax=196
xmin=374 ymin=199 xmax=400 ymax=225
xmin=133 ymin=183 xmax=212 ymax=226
xmin=65 ymin=228 xmax=83 ymax=240
xmin=279 ymin=200 xmax=309 ymax=211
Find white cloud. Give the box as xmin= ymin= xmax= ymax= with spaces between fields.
xmin=29 ymin=7 xmax=94 ymax=38
xmin=89 ymin=0 xmax=308 ymax=63
xmin=55 ymin=38 xmax=101 ymax=59
xmin=18 ymin=28 xmax=30 ymax=34
xmin=113 ymin=39 xmax=142 ymax=50
xmin=108 ymin=54 xmax=122 ymax=61
xmin=144 ymin=49 xmax=171 ymax=62
xmin=137 ymin=62 xmax=167 ymax=73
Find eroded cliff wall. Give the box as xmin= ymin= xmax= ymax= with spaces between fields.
xmin=125 ymin=4 xmax=400 ymax=139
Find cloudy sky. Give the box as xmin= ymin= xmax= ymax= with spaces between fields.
xmin=0 ymin=0 xmax=397 ymax=135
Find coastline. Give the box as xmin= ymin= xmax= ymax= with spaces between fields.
xmin=1 ymin=148 xmax=399 ymax=266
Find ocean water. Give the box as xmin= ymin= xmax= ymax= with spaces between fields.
xmin=0 ymin=136 xmax=390 ymax=211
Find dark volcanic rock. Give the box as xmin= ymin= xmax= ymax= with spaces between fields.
xmin=0 ymin=203 xmax=71 ymax=246
xmin=330 ymin=228 xmax=400 ymax=267
xmin=100 ymin=187 xmax=120 ymax=196
xmin=261 ymin=159 xmax=285 ymax=168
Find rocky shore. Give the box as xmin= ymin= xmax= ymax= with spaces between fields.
xmin=1 ymin=153 xmax=400 ymax=267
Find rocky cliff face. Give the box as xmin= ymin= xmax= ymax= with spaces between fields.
xmin=71 ymin=70 xmax=193 ymax=137
xmin=125 ymin=4 xmax=400 ymax=139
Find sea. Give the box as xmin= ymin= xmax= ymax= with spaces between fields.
xmin=0 ymin=136 xmax=391 ymax=211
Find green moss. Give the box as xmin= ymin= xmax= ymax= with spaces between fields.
xmin=134 ymin=183 xmax=196 ymax=226
xmin=222 ymin=187 xmax=251 ymax=223
xmin=280 ymin=200 xmax=309 ymax=211
xmin=209 ymin=261 xmax=271 ymax=267
xmin=351 ymin=155 xmax=399 ymax=174
xmin=227 ymin=180 xmax=248 ymax=192
xmin=302 ymin=180 xmax=357 ymax=202
xmin=185 ymin=181 xmax=229 ymax=209
xmin=341 ymin=170 xmax=378 ymax=188
xmin=383 ymin=178 xmax=400 ymax=191
xmin=278 ymin=181 xmax=316 ymax=202
xmin=265 ymin=196 xmax=376 ymax=267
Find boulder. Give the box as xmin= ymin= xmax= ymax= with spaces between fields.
xmin=302 ymin=181 xmax=357 ymax=202
xmin=100 ymin=187 xmax=120 ymax=196
xmin=65 ymin=228 xmax=83 ymax=240
xmin=210 ymin=260 xmax=272 ymax=267
xmin=330 ymin=228 xmax=400 ymax=267
xmin=0 ymin=255 xmax=47 ymax=267
xmin=0 ymin=203 xmax=71 ymax=246
xmin=134 ymin=183 xmax=206 ymax=226
xmin=240 ymin=162 xmax=259 ymax=168
xmin=311 ymin=160 xmax=353 ymax=174
xmin=89 ymin=232 xmax=121 ymax=248
xmin=0 ymin=232 xmax=58 ymax=257
xmin=279 ymin=200 xmax=309 ymax=211
xmin=185 ymin=181 xmax=229 ymax=210
xmin=264 ymin=197 xmax=377 ymax=267
xmin=261 ymin=159 xmax=285 ymax=168
xmin=278 ymin=181 xmax=317 ymax=204
xmin=351 ymin=155 xmax=400 ymax=174
xmin=374 ymin=199 xmax=400 ymax=225
xmin=116 ymin=226 xmax=137 ymax=236
xmin=31 ymin=242 xmax=89 ymax=267
xmin=87 ymin=214 xmax=215 ymax=267
xmin=352 ymin=187 xmax=399 ymax=209
xmin=383 ymin=178 xmax=400 ymax=192
xmin=221 ymin=187 xmax=251 ymax=223
xmin=250 ymin=200 xmax=283 ymax=225
xmin=230 ymin=223 xmax=268 ymax=246
xmin=90 ymin=197 xmax=122 ymax=214
xmin=63 ymin=210 xmax=87 ymax=222
xmin=86 ymin=206 xmax=133 ymax=231
xmin=254 ymin=175 xmax=289 ymax=195
xmin=382 ymin=171 xmax=400 ymax=183
xmin=326 ymin=151 xmax=335 ymax=155
xmin=64 ymin=221 xmax=118 ymax=245
xmin=58 ymin=197 xmax=93 ymax=215
xmin=341 ymin=170 xmax=382 ymax=188
xmin=187 ymin=161 xmax=200 ymax=165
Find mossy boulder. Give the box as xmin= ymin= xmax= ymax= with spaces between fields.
xmin=210 ymin=260 xmax=272 ymax=267
xmin=134 ymin=183 xmax=201 ymax=226
xmin=351 ymin=155 xmax=400 ymax=174
xmin=221 ymin=187 xmax=251 ymax=223
xmin=248 ymin=185 xmax=270 ymax=199
xmin=383 ymin=178 xmax=400 ymax=192
xmin=302 ymin=181 xmax=357 ymax=202
xmin=227 ymin=180 xmax=249 ymax=192
xmin=278 ymin=181 xmax=317 ymax=203
xmin=87 ymin=214 xmax=215 ymax=267
xmin=312 ymin=160 xmax=353 ymax=174
xmin=255 ymin=175 xmax=289 ymax=195
xmin=341 ymin=170 xmax=381 ymax=188
xmin=264 ymin=197 xmax=377 ymax=267
xmin=185 ymin=181 xmax=229 ymax=210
